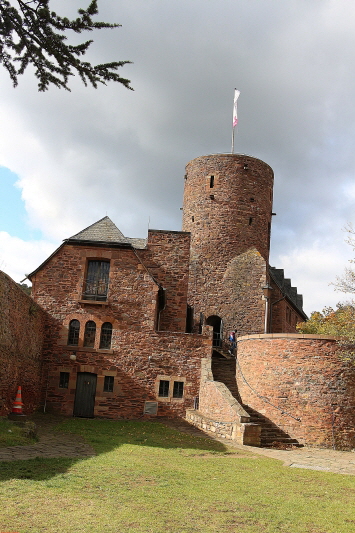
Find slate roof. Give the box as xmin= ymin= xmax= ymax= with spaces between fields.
xmin=67 ymin=216 xmax=147 ymax=249
xmin=27 ymin=217 xmax=146 ymax=280
xmin=269 ymin=266 xmax=308 ymax=320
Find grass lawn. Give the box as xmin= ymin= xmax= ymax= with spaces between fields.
xmin=0 ymin=418 xmax=355 ymax=533
xmin=0 ymin=418 xmax=37 ymax=447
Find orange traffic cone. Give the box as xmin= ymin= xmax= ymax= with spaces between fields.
xmin=12 ymin=386 xmax=24 ymax=415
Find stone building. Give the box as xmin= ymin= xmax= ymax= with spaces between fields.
xmin=3 ymin=152 xmax=355 ymax=449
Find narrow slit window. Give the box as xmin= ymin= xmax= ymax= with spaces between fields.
xmin=191 ymin=216 xmax=194 ymax=222
xmin=67 ymin=319 xmax=80 ymax=345
xmin=103 ymin=375 xmax=114 ymax=392
xmin=173 ymin=381 xmax=184 ymax=398
xmin=158 ymin=380 xmax=170 ymax=398
xmin=59 ymin=372 xmax=69 ymax=389
xmin=99 ymin=322 xmax=113 ymax=349
xmin=249 ymin=217 xmax=253 ymax=226
xmin=209 ymin=175 xmax=215 ymax=188
xmin=83 ymin=320 xmax=96 ymax=347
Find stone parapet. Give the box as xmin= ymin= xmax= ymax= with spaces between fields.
xmin=185 ymin=409 xmax=261 ymax=446
xmin=236 ymin=335 xmax=355 ymax=449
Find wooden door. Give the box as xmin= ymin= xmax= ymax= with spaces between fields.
xmin=73 ymin=372 xmax=97 ymax=417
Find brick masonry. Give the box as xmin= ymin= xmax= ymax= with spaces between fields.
xmin=237 ymin=334 xmax=355 ymax=449
xmin=0 ymin=271 xmax=46 ymax=415
xmin=186 ymin=355 xmax=261 ymax=445
xmin=30 ymin=231 xmax=211 ymax=418
xmin=2 ymin=152 xmax=339 ymax=450
xmin=182 ymin=154 xmax=274 ymax=338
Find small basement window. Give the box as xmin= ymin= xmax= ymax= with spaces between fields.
xmin=103 ymin=375 xmax=114 ymax=393
xmin=59 ymin=372 xmax=69 ymax=389
xmin=158 ymin=380 xmax=170 ymax=398
xmin=173 ymin=381 xmax=184 ymax=399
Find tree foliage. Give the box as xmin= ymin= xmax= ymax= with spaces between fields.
xmin=0 ymin=0 xmax=132 ymax=91
xmin=332 ymin=224 xmax=355 ymax=294
xmin=297 ymin=304 xmax=355 ymax=361
xmin=297 ymin=304 xmax=355 ymax=336
xmin=297 ymin=225 xmax=355 ymax=361
xmin=17 ymin=282 xmax=31 ymax=295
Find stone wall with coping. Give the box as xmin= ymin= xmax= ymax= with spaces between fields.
xmin=186 ymin=356 xmax=261 ymax=446
xmin=0 ymin=270 xmax=46 ymax=415
xmin=237 ymin=334 xmax=355 ymax=449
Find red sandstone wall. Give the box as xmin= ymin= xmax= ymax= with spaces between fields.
xmin=143 ymin=230 xmax=191 ymax=332
xmin=0 ymin=271 xmax=46 ymax=415
xmin=237 ymin=334 xmax=355 ymax=449
xmin=182 ymin=154 xmax=274 ymax=263
xmin=182 ymin=154 xmax=273 ymax=338
xmin=270 ymin=282 xmax=305 ymax=333
xmin=30 ymin=240 xmax=210 ymax=418
xmin=198 ymin=357 xmax=249 ymax=422
xmin=41 ymin=330 xmax=211 ymax=418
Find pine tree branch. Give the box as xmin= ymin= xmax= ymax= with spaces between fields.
xmin=0 ymin=0 xmax=133 ymax=91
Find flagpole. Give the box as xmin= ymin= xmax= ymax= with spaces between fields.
xmin=231 ymin=127 xmax=235 ymax=154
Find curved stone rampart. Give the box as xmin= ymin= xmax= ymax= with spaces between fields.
xmin=236 ymin=334 xmax=355 ymax=449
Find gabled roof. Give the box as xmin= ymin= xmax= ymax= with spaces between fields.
xmin=28 ymin=216 xmax=147 ymax=280
xmin=69 ymin=216 xmax=127 ymax=243
xmin=66 ymin=216 xmax=147 ymax=249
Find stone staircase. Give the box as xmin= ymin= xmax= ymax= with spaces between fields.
xmin=211 ymin=352 xmax=301 ymax=447
xmin=243 ymin=405 xmax=301 ymax=448
xmin=211 ymin=352 xmax=241 ymax=402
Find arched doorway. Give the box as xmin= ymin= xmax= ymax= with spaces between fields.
xmin=206 ymin=315 xmax=223 ymax=347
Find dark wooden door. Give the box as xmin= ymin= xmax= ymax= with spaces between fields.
xmin=73 ymin=372 xmax=97 ymax=417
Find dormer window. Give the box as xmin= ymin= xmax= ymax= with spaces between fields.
xmin=82 ymin=260 xmax=110 ymax=301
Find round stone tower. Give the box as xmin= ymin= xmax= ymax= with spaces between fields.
xmin=182 ymin=153 xmax=274 ymax=339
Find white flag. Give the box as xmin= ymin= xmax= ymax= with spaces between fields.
xmin=233 ymin=89 xmax=240 ymax=128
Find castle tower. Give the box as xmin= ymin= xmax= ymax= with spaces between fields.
xmin=182 ymin=153 xmax=274 ymax=339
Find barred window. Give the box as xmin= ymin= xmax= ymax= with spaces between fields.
xmin=83 ymin=260 xmax=110 ymax=301
xmin=104 ymin=375 xmax=114 ymax=392
xmin=83 ymin=320 xmax=96 ymax=347
xmin=99 ymin=322 xmax=112 ymax=349
xmin=173 ymin=381 xmax=184 ymax=398
xmin=59 ymin=372 xmax=69 ymax=389
xmin=68 ymin=319 xmax=80 ymax=345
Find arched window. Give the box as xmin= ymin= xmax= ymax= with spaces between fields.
xmin=99 ymin=322 xmax=112 ymax=349
xmin=83 ymin=320 xmax=96 ymax=347
xmin=68 ymin=319 xmax=80 ymax=345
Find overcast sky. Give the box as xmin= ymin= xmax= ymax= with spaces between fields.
xmin=1 ymin=0 xmax=355 ymax=316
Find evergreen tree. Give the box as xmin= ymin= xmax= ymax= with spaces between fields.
xmin=0 ymin=0 xmax=132 ymax=91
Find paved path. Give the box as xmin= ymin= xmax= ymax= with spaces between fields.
xmin=1 ymin=416 xmax=355 ymax=475
xmin=161 ymin=418 xmax=355 ymax=476
xmin=0 ymin=417 xmax=95 ymax=462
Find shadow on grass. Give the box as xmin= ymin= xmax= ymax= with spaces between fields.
xmin=0 ymin=456 xmax=79 ymax=481
xmin=0 ymin=414 xmax=231 ymax=482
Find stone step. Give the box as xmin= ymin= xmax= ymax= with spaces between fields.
xmin=210 ymin=355 xmax=302 ymax=448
